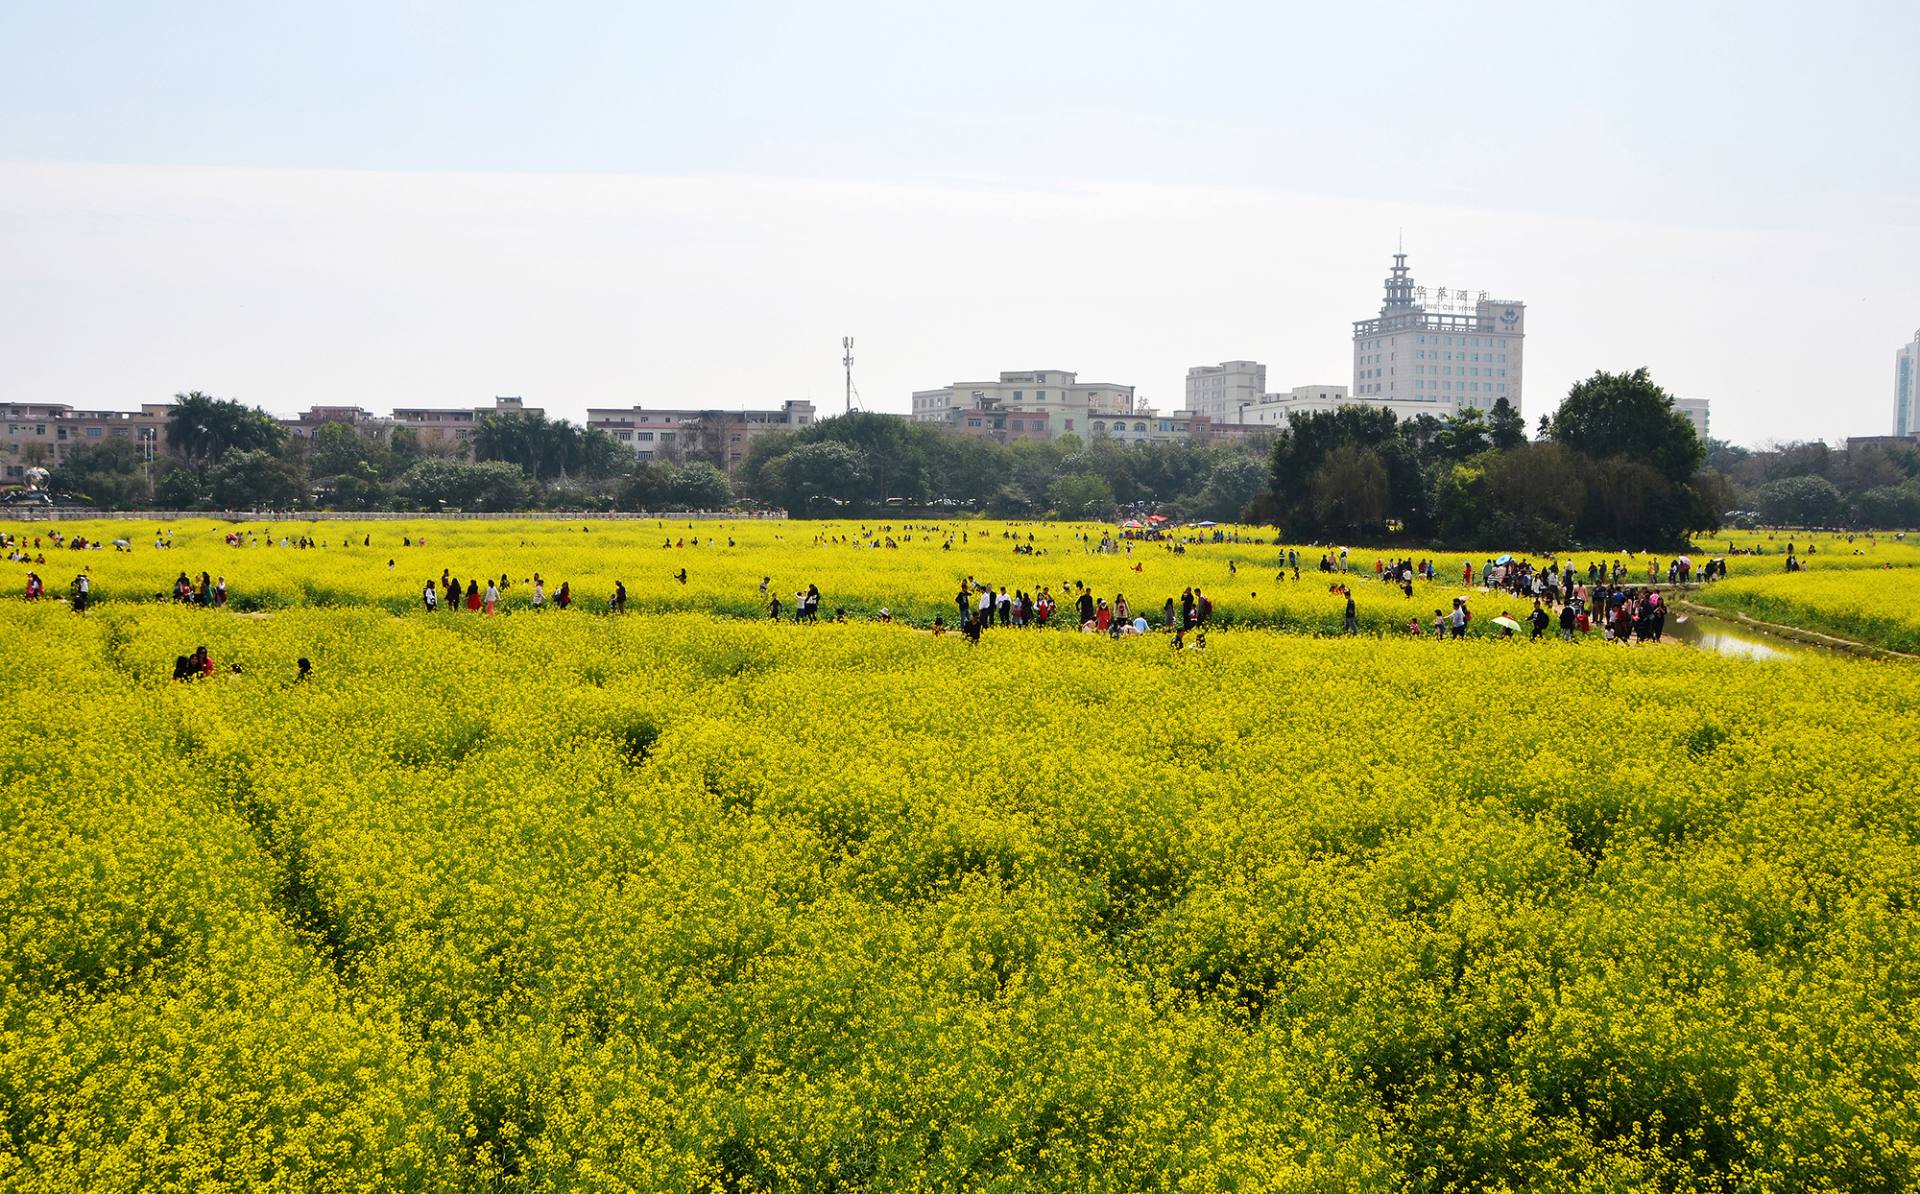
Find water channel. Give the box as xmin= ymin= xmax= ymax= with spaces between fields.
xmin=1662 ymin=611 xmax=1803 ymax=661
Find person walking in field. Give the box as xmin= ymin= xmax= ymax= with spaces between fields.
xmin=466 ymin=580 xmax=482 ymax=612
xmin=423 ymin=580 xmax=438 ymax=611
xmin=1342 ymin=588 xmax=1358 ymax=634
xmin=483 ymin=579 xmax=499 ymax=616
xmin=531 ymin=574 xmax=545 ymax=611
xmin=24 ymin=572 xmax=41 ymax=601
xmin=556 ymin=581 xmax=572 ymax=610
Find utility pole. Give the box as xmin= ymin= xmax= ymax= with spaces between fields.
xmin=842 ymin=336 xmax=861 ymax=414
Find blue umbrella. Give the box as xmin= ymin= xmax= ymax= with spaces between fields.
xmin=1495 ymin=553 xmax=1514 ymax=565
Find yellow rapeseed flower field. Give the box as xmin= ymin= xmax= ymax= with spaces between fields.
xmin=2 ymin=518 xmax=1917 ymax=1191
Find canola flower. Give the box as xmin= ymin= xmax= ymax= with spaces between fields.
xmin=1689 ymin=566 xmax=1920 ymax=654
xmin=1 ymin=524 xmax=1918 ymax=1190
xmin=4 ymin=516 xmax=1665 ymax=636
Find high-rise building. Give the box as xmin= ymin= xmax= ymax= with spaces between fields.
xmin=1896 ymin=331 xmax=1920 ymax=437
xmin=1184 ymin=361 xmax=1267 ymax=421
xmin=1674 ymin=398 xmax=1710 ymax=441
xmin=1352 ymin=252 xmax=1524 ymax=416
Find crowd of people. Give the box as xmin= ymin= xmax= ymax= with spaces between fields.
xmin=170 ymin=570 xmax=228 ymax=606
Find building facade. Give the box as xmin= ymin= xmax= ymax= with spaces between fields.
xmin=1184 ymin=361 xmax=1267 ymax=422
xmin=1238 ymin=385 xmax=1357 ymax=426
xmin=280 ymin=406 xmax=394 ymax=443
xmin=1673 ymin=397 xmax=1710 ymax=441
xmin=389 ymin=396 xmax=544 ymax=455
xmin=0 ymin=402 xmax=168 ymax=482
xmin=586 ymin=400 xmax=815 ymax=471
xmin=1897 ymin=331 xmax=1920 ymax=438
xmin=1352 ymin=252 xmax=1524 ymax=416
xmin=912 ymin=370 xmax=1141 ymax=442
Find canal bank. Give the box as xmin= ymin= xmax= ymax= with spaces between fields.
xmin=1669 ymin=599 xmax=1918 ymax=662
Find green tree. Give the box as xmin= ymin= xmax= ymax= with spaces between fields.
xmin=307 ymin=422 xmax=388 ymax=481
xmin=767 ymin=441 xmax=870 ymax=512
xmin=668 ymin=461 xmax=733 ymax=510
xmin=1853 ymin=484 xmax=1920 ymax=529
xmin=1047 ymin=472 xmax=1117 ymax=520
xmin=1268 ymin=407 xmax=1426 ymax=535
xmin=1307 ymin=445 xmax=1389 ymax=533
xmin=1483 ymin=442 xmax=1585 ymax=538
xmin=1433 ymin=462 xmax=1492 ymax=544
xmin=154 ymin=467 xmax=203 ymax=509
xmin=1188 ymin=455 xmax=1268 ymax=522
xmin=164 ymin=391 xmax=286 ymax=477
xmin=1431 ymin=408 xmax=1494 ymax=464
xmin=618 ymin=461 xmax=679 ymax=510
xmin=1547 ymin=368 xmax=1704 ymax=483
xmin=1547 ymin=369 xmax=1716 ymax=545
xmin=207 ymin=448 xmax=304 ymax=509
xmin=48 ymin=439 xmax=150 ymax=508
xmin=398 ymin=459 xmax=529 ymax=512
xmin=1756 ymin=475 xmax=1846 ymax=528
xmin=1487 ymin=397 xmax=1527 ymax=451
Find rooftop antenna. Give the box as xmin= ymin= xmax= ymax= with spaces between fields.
xmin=841 ymin=336 xmax=863 ymax=413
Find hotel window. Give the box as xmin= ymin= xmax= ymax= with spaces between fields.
xmin=1036 ymin=390 xmax=1045 ymax=400
xmin=967 ymin=419 xmax=982 ymax=427
xmin=636 ymin=432 xmax=654 ymax=441
xmin=1012 ymin=391 xmax=1022 ymax=401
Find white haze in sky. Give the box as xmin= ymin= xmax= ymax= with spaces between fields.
xmin=2 ymin=0 xmax=1917 ymax=446
xmin=0 ymin=160 xmax=1906 ymax=446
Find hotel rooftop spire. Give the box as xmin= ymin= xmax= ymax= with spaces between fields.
xmin=1381 ymin=250 xmax=1417 ymax=315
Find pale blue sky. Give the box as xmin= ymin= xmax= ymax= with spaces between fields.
xmin=2 ymin=1 xmax=1914 ymax=443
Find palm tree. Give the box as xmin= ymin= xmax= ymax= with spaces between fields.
xmin=165 ymin=392 xmax=225 ymax=475
xmin=165 ymin=391 xmax=285 ymax=476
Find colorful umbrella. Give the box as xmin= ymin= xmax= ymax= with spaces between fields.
xmin=1492 ymin=615 xmax=1523 ymax=632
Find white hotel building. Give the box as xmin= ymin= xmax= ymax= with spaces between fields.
xmin=1352 ymin=252 xmax=1525 ymax=416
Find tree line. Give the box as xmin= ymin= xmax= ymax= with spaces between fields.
xmin=40 ymin=370 xmax=1911 ymax=547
